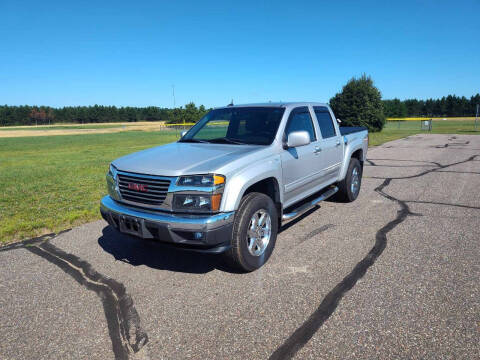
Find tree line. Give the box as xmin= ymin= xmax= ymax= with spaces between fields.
xmin=383 ymin=94 xmax=480 ymax=118
xmin=0 ymin=102 xmax=209 ymax=126
xmin=1 ymin=93 xmax=479 ymax=127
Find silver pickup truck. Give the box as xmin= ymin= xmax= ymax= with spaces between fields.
xmin=100 ymin=102 xmax=368 ymax=271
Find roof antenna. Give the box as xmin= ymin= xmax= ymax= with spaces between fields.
xmin=228 ymin=99 xmax=234 ymax=106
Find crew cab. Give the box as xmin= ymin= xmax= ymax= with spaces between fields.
xmin=100 ymin=103 xmax=368 ymax=271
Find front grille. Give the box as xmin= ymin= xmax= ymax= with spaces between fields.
xmin=117 ymin=172 xmax=171 ymax=206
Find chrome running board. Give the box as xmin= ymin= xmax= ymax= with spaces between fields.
xmin=282 ymin=186 xmax=338 ymax=221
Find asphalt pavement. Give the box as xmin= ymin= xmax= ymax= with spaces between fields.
xmin=1 ymin=133 xmax=479 ymax=360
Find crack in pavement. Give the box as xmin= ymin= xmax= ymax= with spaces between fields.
xmin=1 ymin=233 xmax=149 ymax=360
xmin=0 ymin=230 xmax=70 ymax=253
xmin=371 ymin=154 xmax=479 ymax=180
xmin=405 ymin=199 xmax=480 ymax=210
xmin=434 ymin=143 xmax=470 ymax=149
xmin=268 ymin=152 xmax=479 ymax=360
xmin=269 ymin=178 xmax=416 ymax=360
xmin=366 ymin=164 xmax=437 ymax=168
xmin=367 ymin=158 xmax=443 ymax=167
xmin=283 ymin=224 xmax=336 ymax=251
xmin=301 ymin=224 xmax=335 ymax=243
xmin=436 ymin=170 xmax=480 ymax=175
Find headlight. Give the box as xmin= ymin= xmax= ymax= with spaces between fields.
xmin=173 ymin=194 xmax=222 ymax=212
xmin=108 ymin=164 xmax=118 ymax=178
xmin=177 ymin=174 xmax=225 ymax=187
xmin=173 ymin=174 xmax=225 ymax=213
xmin=106 ymin=164 xmax=121 ymax=200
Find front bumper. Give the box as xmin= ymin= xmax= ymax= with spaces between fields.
xmin=100 ymin=196 xmax=234 ymax=253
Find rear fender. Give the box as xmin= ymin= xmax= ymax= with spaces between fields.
xmin=338 ymin=135 xmax=367 ymax=181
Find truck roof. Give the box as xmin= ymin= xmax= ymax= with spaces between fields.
xmin=215 ymin=102 xmax=329 ymax=110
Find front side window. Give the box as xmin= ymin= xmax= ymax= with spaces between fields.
xmin=313 ymin=106 xmax=337 ymax=138
xmin=181 ymin=107 xmax=285 ymax=145
xmin=285 ymin=106 xmax=316 ymax=141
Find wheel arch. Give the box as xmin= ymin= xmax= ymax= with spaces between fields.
xmin=338 ymin=143 xmax=365 ymax=181
xmin=242 ymin=177 xmax=281 ymax=216
xmin=350 ymin=148 xmax=364 ymax=167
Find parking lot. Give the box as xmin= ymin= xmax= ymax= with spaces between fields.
xmin=1 ymin=133 xmax=479 ymax=360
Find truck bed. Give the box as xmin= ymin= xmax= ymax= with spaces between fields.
xmin=339 ymin=126 xmax=368 ymax=136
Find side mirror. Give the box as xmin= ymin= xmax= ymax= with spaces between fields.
xmin=286 ymin=131 xmax=311 ymax=148
xmin=180 ymin=131 xmax=187 ymax=137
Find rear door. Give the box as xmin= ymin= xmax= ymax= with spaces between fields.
xmin=312 ymin=106 xmax=343 ymax=183
xmin=280 ymin=106 xmax=323 ymax=206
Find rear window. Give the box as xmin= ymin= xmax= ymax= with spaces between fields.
xmin=313 ymin=106 xmax=337 ymax=138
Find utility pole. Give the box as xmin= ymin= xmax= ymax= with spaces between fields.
xmin=172 ymin=84 xmax=176 ymax=108
xmin=475 ymin=104 xmax=479 ymax=131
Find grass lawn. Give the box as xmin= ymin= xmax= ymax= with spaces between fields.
xmin=0 ymin=120 xmax=478 ymax=244
xmin=0 ymin=131 xmax=178 ymax=244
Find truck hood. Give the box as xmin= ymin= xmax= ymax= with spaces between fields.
xmin=112 ymin=142 xmax=265 ymax=176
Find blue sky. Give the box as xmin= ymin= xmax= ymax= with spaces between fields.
xmin=1 ymin=0 xmax=479 ymax=108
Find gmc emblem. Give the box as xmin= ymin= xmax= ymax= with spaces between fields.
xmin=128 ymin=183 xmax=148 ymax=192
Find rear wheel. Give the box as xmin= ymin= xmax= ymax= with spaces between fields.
xmin=223 ymin=192 xmax=278 ymax=272
xmin=337 ymin=158 xmax=362 ymax=202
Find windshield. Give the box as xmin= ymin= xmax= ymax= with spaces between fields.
xmin=180 ymin=107 xmax=285 ymax=145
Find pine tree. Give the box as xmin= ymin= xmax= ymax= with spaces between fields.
xmin=329 ymin=74 xmax=385 ymax=132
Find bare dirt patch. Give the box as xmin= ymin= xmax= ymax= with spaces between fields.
xmin=0 ymin=121 xmax=167 ymax=138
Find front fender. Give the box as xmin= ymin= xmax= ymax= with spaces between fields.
xmin=221 ymin=155 xmax=283 ymax=212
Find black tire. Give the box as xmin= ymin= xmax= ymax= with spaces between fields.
xmin=223 ymin=192 xmax=278 ymax=272
xmin=336 ymin=158 xmax=362 ymax=202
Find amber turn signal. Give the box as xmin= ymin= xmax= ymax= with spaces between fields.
xmin=213 ymin=175 xmax=225 ymax=185
xmin=211 ymin=193 xmax=222 ymax=211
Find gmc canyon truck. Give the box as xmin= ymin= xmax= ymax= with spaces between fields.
xmin=100 ymin=103 xmax=368 ymax=271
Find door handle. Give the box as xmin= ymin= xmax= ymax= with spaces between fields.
xmin=314 ymin=146 xmax=322 ymax=154
xmin=335 ymin=140 xmax=341 ymax=147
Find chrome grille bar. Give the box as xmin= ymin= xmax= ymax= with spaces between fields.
xmin=117 ymin=172 xmax=171 ymax=206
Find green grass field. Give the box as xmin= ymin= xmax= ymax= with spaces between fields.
xmin=0 ymin=131 xmax=178 ymax=243
xmin=0 ymin=120 xmax=478 ymax=244
xmin=368 ymin=120 xmax=479 ymax=146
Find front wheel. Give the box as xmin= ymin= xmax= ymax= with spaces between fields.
xmin=223 ymin=192 xmax=278 ymax=272
xmin=337 ymin=158 xmax=362 ymax=202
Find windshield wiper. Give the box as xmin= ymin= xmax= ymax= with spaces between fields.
xmin=178 ymin=138 xmax=210 ymax=143
xmin=208 ymin=137 xmax=248 ymax=145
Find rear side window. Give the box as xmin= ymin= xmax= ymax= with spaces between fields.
xmin=313 ymin=106 xmax=337 ymax=138
xmin=285 ymin=107 xmax=316 ymax=141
